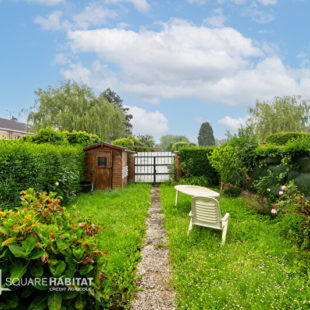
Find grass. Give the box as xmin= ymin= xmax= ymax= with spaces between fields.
xmin=69 ymin=184 xmax=151 ymax=309
xmin=160 ymin=184 xmax=310 ymax=310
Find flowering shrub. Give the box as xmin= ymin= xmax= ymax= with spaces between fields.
xmin=0 ymin=189 xmax=107 ymax=309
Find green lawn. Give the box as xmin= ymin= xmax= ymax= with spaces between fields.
xmin=160 ymin=184 xmax=310 ymax=310
xmin=69 ymin=184 xmax=151 ymax=309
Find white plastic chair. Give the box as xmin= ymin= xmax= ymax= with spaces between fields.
xmin=187 ymin=196 xmax=230 ymax=245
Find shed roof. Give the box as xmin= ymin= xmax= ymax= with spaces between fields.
xmin=0 ymin=117 xmax=33 ymax=134
xmin=83 ymin=141 xmax=127 ymax=152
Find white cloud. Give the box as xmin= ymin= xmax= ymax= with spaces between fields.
xmin=104 ymin=0 xmax=150 ymax=13
xmin=26 ymin=0 xmax=65 ymax=5
xmin=204 ymin=8 xmax=226 ymax=27
xmin=258 ymin=0 xmax=277 ymax=5
xmin=34 ymin=11 xmax=70 ymax=31
xmin=35 ymin=3 xmax=117 ymax=31
xmin=126 ymin=106 xmax=169 ymax=135
xmin=187 ymin=0 xmax=207 ymax=4
xmin=218 ymin=115 xmax=248 ymax=130
xmin=73 ymin=3 xmax=117 ymax=29
xmin=58 ymin=19 xmax=310 ymax=108
xmin=61 ymin=63 xmax=91 ymax=85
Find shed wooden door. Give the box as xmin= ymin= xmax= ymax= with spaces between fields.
xmin=90 ymin=151 xmax=113 ymax=190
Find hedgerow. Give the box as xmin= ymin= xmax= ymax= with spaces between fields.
xmin=266 ymin=131 xmax=310 ymax=145
xmin=178 ymin=146 xmax=219 ymax=186
xmin=0 ymin=140 xmax=84 ymax=209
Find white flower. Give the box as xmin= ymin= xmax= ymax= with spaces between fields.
xmin=280 ymin=186 xmax=286 ymax=191
xmin=279 ymin=191 xmax=283 ymax=196
xmin=55 ymin=181 xmax=59 ymax=186
xmin=271 ymin=209 xmax=277 ymax=214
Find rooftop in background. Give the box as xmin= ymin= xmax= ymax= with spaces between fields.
xmin=0 ymin=117 xmax=33 ymax=134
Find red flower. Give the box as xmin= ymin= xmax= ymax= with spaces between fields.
xmin=82 ymin=257 xmax=91 ymax=264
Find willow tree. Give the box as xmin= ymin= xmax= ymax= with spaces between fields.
xmin=248 ymin=96 xmax=310 ymax=142
xmin=27 ymin=81 xmax=126 ymax=141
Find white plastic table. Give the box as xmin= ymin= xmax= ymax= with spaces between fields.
xmin=174 ymin=185 xmax=220 ymax=205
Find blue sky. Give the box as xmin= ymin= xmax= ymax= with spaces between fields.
xmin=1 ymin=0 xmax=310 ymax=142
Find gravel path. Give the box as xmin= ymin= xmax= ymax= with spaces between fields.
xmin=131 ymin=187 xmax=176 ymax=310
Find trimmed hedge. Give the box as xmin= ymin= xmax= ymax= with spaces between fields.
xmin=23 ymin=128 xmax=100 ymax=146
xmin=0 ymin=140 xmax=84 ymax=209
xmin=178 ymin=146 xmax=219 ymax=186
xmin=266 ymin=132 xmax=310 ymax=145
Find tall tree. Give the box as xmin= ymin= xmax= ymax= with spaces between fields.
xmin=137 ymin=134 xmax=155 ymax=148
xmin=160 ymin=135 xmax=190 ymax=151
xmin=248 ymin=96 xmax=310 ymax=142
xmin=27 ymin=81 xmax=126 ymax=141
xmin=198 ymin=122 xmax=215 ymax=146
xmin=100 ymin=88 xmax=133 ymax=135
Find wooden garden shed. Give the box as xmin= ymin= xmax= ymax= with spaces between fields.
xmin=83 ymin=142 xmax=128 ymax=190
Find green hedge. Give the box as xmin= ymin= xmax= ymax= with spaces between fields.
xmin=0 ymin=140 xmax=84 ymax=209
xmin=266 ymin=132 xmax=310 ymax=145
xmin=24 ymin=128 xmax=100 ymax=146
xmin=178 ymin=146 xmax=219 ymax=186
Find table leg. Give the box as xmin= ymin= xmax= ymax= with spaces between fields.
xmin=175 ymin=190 xmax=178 ymax=206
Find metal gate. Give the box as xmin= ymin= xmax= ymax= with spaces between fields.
xmin=134 ymin=152 xmax=175 ymax=183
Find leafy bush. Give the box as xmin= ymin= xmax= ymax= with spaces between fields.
xmin=0 ymin=140 xmax=84 ymax=209
xmin=24 ymin=128 xmax=100 ymax=146
xmin=178 ymin=146 xmax=219 ymax=186
xmin=112 ymin=138 xmax=134 ymax=150
xmin=0 ymin=190 xmax=107 ymax=309
xmin=178 ymin=176 xmax=213 ymax=187
xmin=23 ymin=128 xmax=68 ymax=145
xmin=208 ymin=144 xmax=237 ymax=185
xmin=65 ymin=130 xmax=100 ymax=146
xmin=266 ymin=131 xmax=310 ymax=145
xmin=222 ymin=185 xmax=241 ymax=198
xmin=113 ymin=136 xmax=154 ymax=152
xmin=273 ymin=182 xmax=310 ymax=249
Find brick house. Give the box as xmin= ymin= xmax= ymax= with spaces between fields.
xmin=0 ymin=117 xmax=33 ymax=139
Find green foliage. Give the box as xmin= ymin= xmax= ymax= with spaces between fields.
xmin=208 ymin=144 xmax=237 ymax=184
xmin=160 ymin=184 xmax=310 ymax=309
xmin=137 ymin=134 xmax=155 ymax=148
xmin=248 ymin=96 xmax=310 ymax=142
xmin=24 ymin=128 xmax=101 ymax=146
xmin=70 ymin=184 xmax=151 ymax=309
xmin=171 ymin=141 xmax=192 ymax=151
xmin=266 ymin=132 xmax=310 ymax=145
xmin=178 ymin=146 xmax=219 ymax=186
xmin=113 ymin=135 xmax=154 ymax=152
xmin=0 ymin=190 xmax=107 ymax=309
xmin=222 ymin=185 xmax=241 ymax=197
xmin=100 ymin=88 xmax=133 ymax=135
xmin=159 ymin=135 xmax=190 ymax=151
xmin=65 ymin=130 xmax=100 ymax=146
xmin=198 ymin=121 xmax=215 ymax=146
xmin=0 ymin=140 xmax=84 ymax=209
xmin=209 ymin=126 xmax=258 ymax=188
xmin=27 ymin=81 xmax=126 ymax=141
xmin=112 ymin=138 xmax=134 ymax=149
xmin=274 ymin=182 xmax=310 ymax=249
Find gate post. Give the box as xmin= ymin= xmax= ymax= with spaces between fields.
xmin=153 ymin=156 xmax=156 ymax=184
xmin=129 ymin=152 xmax=135 ymax=183
xmin=174 ymin=152 xmax=182 ymax=180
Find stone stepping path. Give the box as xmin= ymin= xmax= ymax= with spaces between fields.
xmin=131 ymin=187 xmax=176 ymax=310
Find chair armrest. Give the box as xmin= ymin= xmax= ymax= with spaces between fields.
xmin=189 ymin=211 xmax=192 ymax=216
xmin=221 ymin=213 xmax=229 ymax=222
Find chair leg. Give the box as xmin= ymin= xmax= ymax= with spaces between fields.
xmin=221 ymin=222 xmax=228 ymax=245
xmin=175 ymin=190 xmax=178 ymax=206
xmin=187 ymin=219 xmax=192 ymax=236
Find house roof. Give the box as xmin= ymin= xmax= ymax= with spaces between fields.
xmin=83 ymin=141 xmax=128 ymax=152
xmin=0 ymin=117 xmax=32 ymax=134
